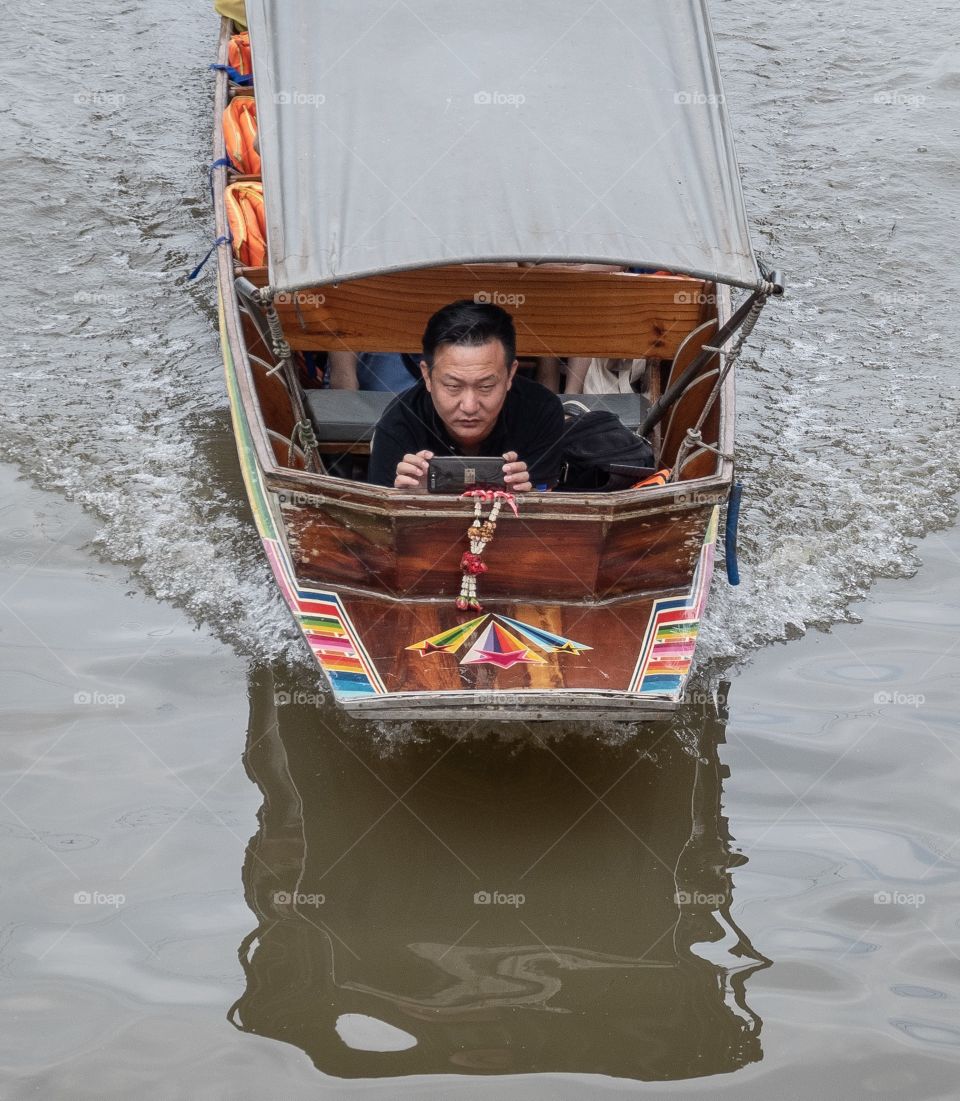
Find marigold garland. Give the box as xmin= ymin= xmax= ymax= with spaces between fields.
xmin=456 ymin=490 xmax=518 ymax=611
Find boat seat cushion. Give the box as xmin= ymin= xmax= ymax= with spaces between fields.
xmin=304 ymin=388 xmax=651 ymax=446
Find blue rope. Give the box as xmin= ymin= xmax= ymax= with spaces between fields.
xmin=187 ymin=234 xmax=232 ymax=282
xmin=208 ymin=63 xmax=252 ymax=86
xmin=208 ymin=156 xmax=232 ymax=202
xmin=725 ymin=481 xmax=743 ymax=585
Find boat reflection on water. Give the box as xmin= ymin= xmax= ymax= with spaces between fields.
xmin=229 ymin=668 xmax=770 ymax=1080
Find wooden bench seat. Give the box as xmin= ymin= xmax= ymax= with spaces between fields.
xmin=304 ymin=389 xmax=651 ymax=453
xmin=241 ymin=264 xmax=710 ymax=360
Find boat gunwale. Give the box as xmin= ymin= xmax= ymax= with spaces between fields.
xmin=336 ymin=689 xmax=682 ymax=723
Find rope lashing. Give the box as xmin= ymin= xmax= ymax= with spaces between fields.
xmin=255 ymin=287 xmax=323 ymax=474
xmin=187 ymin=233 xmax=232 ymax=282
xmin=259 ymin=296 xmax=293 ymax=363
xmin=456 ymin=490 xmax=518 ymax=611
xmin=290 ymin=419 xmax=319 ymax=468
xmin=208 ymin=156 xmax=232 ymax=202
xmin=208 ymin=63 xmax=253 ymax=86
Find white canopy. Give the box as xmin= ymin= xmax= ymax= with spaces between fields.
xmin=245 ymin=0 xmax=761 ymax=291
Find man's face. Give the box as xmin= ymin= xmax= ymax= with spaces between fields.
xmin=421 ymin=340 xmax=517 ymax=451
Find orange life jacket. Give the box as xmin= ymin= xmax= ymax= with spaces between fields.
xmin=227 ymin=32 xmax=252 ymax=78
xmin=223 ymin=97 xmax=260 ymax=176
xmin=225 ymin=181 xmax=267 ymax=267
xmin=632 ymin=468 xmax=671 ymax=489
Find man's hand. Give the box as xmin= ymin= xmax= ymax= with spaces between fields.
xmin=502 ymin=451 xmax=533 ymax=494
xmin=394 ymin=450 xmax=433 ymax=492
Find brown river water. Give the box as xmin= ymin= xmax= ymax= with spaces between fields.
xmin=1 ymin=0 xmax=959 ymax=1097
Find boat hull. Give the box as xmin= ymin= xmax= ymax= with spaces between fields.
xmin=210 ymin=19 xmax=732 ymax=721
xmin=218 ymin=299 xmax=719 ymax=720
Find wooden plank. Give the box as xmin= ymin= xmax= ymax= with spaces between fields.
xmin=280 ymin=492 xmax=719 ymax=604
xmin=244 ymin=266 xmax=707 ymax=359
xmin=659 ymin=319 xmax=721 ymax=468
xmin=598 ymin=509 xmax=707 ymax=601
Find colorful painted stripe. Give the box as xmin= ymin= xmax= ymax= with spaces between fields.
xmin=218 ymin=300 xmax=278 ymax=543
xmin=629 ymin=506 xmax=719 ymax=698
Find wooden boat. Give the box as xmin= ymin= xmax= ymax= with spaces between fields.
xmin=210 ymin=2 xmax=783 ymax=721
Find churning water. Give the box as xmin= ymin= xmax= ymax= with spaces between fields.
xmin=2 ymin=1 xmax=958 ymax=681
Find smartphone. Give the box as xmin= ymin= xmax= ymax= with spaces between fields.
xmin=427 ymin=455 xmax=507 ymax=494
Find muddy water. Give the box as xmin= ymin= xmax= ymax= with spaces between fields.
xmin=2 ymin=0 xmax=960 ymax=1096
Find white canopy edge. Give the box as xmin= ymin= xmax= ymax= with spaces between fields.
xmin=246 ymin=0 xmax=761 ymax=292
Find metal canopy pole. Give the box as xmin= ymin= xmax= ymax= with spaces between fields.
xmin=639 ymin=271 xmax=784 ymax=440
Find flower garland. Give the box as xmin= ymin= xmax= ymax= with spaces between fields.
xmin=456 ymin=490 xmax=518 ymax=611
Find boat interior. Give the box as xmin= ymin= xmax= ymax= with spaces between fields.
xmin=221 ymin=88 xmax=728 ymax=492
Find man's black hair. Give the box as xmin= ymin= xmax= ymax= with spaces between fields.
xmin=421 ymin=299 xmax=516 ymax=371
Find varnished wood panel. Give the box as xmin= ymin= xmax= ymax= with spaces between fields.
xmin=280 ymin=494 xmax=714 ymax=604
xmin=281 ymin=502 xmax=399 ymax=592
xmin=597 ymin=508 xmax=708 ymax=600
xmin=244 ymin=266 xmax=707 ymax=360
xmin=660 ymin=320 xmax=722 ymax=467
xmin=661 ymin=370 xmax=722 ymax=469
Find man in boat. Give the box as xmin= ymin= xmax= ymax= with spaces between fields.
xmin=368 ymin=300 xmax=565 ymax=493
